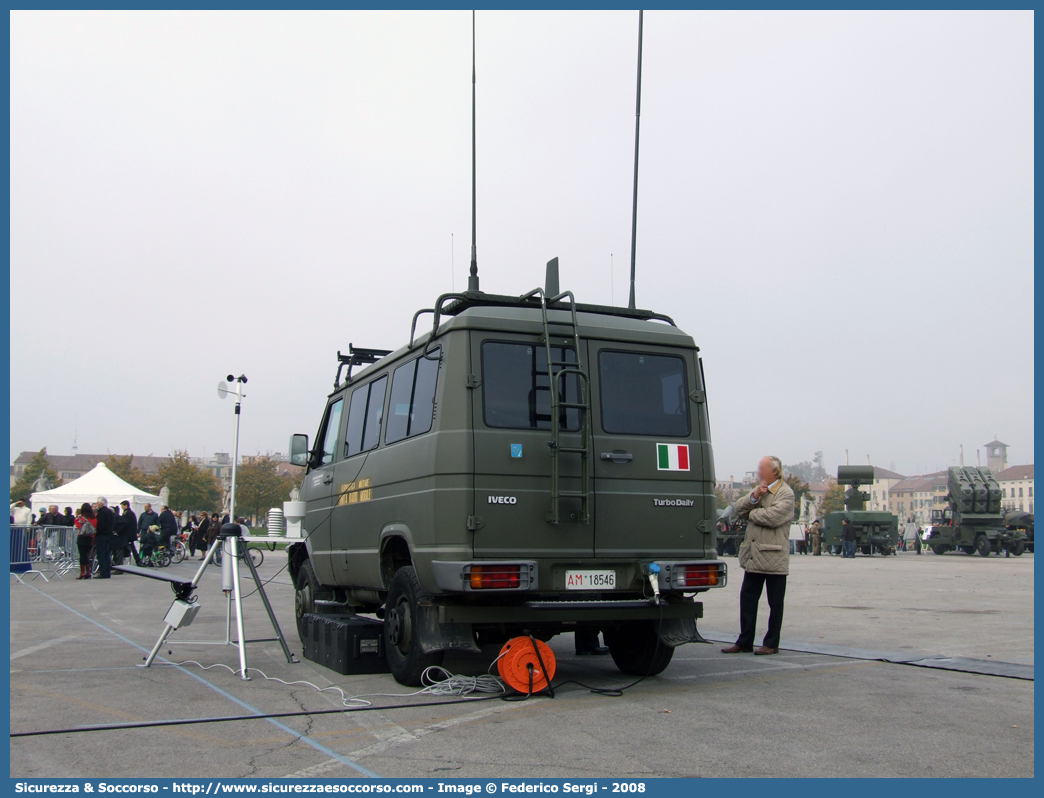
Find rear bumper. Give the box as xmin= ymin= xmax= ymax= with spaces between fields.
xmin=437 ymin=597 xmax=702 ymax=624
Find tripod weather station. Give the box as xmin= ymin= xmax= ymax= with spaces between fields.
xmin=114 ymin=373 xmax=296 ymax=679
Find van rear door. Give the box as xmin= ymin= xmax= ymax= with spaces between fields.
xmin=471 ymin=332 xmax=594 ymax=559
xmin=589 ymin=342 xmax=713 ymax=558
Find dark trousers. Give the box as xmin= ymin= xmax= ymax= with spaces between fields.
xmin=842 ymin=540 xmax=856 ymax=558
xmin=94 ymin=535 xmax=113 ymax=578
xmin=113 ymin=535 xmax=141 ymax=566
xmin=77 ymin=535 xmax=94 ymax=568
xmin=737 ymin=571 xmax=787 ymax=650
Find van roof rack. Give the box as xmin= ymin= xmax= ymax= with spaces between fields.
xmin=408 ymin=289 xmax=677 ymax=351
xmin=443 ymin=290 xmax=676 ymax=327
xmin=335 ymin=345 xmax=393 ymax=388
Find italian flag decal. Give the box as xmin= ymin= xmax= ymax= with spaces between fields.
xmin=657 ymin=443 xmax=690 ymax=471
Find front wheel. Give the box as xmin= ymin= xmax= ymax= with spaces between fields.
xmin=975 ymin=535 xmax=992 ymax=558
xmin=603 ymin=620 xmax=674 ymax=677
xmin=172 ymin=542 xmax=186 ymax=564
xmin=294 ymin=560 xmax=327 ymax=643
xmin=931 ymin=545 xmax=948 ymax=556
xmin=384 ymin=566 xmax=443 ymax=686
xmin=960 ymin=546 xmax=975 ymax=555
xmin=1008 ymin=539 xmax=1026 ymax=557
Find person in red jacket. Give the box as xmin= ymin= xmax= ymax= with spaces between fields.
xmin=74 ymin=503 xmax=97 ymax=580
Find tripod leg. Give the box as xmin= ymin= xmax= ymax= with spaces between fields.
xmin=229 ymin=537 xmax=250 ymax=680
xmin=187 ymin=535 xmax=223 ymax=588
xmin=141 ymin=624 xmax=175 ymax=667
xmin=242 ymin=538 xmax=295 ymax=663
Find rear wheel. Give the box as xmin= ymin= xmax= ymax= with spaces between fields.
xmin=931 ymin=545 xmax=948 ymax=556
xmin=172 ymin=542 xmax=186 ymax=564
xmin=860 ymin=545 xmax=871 ymax=556
xmin=603 ymin=620 xmax=674 ymax=677
xmin=384 ymin=566 xmax=443 ymax=686
xmin=1008 ymin=539 xmax=1026 ymax=557
xmin=975 ymin=535 xmax=992 ymax=557
xmin=960 ymin=546 xmax=975 ymax=555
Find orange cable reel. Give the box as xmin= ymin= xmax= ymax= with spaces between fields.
xmin=497 ymin=636 xmax=557 ymax=694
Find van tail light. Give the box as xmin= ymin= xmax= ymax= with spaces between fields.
xmin=673 ymin=563 xmax=725 ymax=588
xmin=469 ymin=565 xmax=522 ymax=590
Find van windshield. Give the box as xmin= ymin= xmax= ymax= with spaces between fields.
xmin=482 ymin=341 xmax=581 ymax=431
xmin=598 ymin=350 xmax=690 ymax=437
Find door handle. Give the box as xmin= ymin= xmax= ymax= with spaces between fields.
xmin=600 ymin=451 xmax=633 ymax=463
xmin=322 ymin=473 xmax=334 ymax=484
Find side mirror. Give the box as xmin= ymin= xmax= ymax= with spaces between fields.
xmin=289 ymin=434 xmax=310 ymax=467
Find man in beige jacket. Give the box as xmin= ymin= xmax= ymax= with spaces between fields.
xmin=721 ymin=456 xmax=796 ymax=655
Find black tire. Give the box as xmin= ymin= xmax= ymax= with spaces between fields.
xmin=247 ymin=548 xmax=263 ymax=568
xmin=294 ymin=560 xmax=327 ymax=643
xmin=960 ymin=546 xmax=975 ymax=555
xmin=931 ymin=545 xmax=948 ymax=556
xmin=384 ymin=566 xmax=444 ymax=686
xmin=603 ymin=620 xmax=674 ymax=677
xmin=975 ymin=535 xmax=992 ymax=557
xmin=1008 ymin=540 xmax=1025 ymax=557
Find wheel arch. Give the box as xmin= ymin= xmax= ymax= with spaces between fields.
xmin=379 ymin=525 xmax=415 ymax=588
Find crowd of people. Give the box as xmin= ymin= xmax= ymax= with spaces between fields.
xmin=9 ymin=498 xmax=233 ymax=580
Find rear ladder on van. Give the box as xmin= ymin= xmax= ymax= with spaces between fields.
xmin=522 ymin=288 xmax=592 ymax=525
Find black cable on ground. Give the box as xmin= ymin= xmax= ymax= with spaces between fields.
xmin=10 ymin=694 xmax=504 ymax=739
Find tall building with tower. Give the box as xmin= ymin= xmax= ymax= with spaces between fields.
xmin=984 ymin=439 xmax=1009 ymax=473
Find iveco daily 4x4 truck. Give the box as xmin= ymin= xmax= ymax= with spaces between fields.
xmin=287 ymin=265 xmax=725 ymax=685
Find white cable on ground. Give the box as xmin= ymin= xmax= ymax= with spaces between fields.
xmin=167 ymin=660 xmax=505 ymax=708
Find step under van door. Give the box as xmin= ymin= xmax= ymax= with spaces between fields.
xmin=589 ymin=342 xmax=714 ymax=559
xmin=471 ymin=332 xmax=594 ymax=559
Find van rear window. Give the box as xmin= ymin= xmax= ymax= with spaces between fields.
xmin=598 ymin=351 xmax=690 ymax=437
xmin=482 ymin=341 xmax=581 ymax=431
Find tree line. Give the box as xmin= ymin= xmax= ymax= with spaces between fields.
xmin=11 ymin=448 xmax=302 ymax=524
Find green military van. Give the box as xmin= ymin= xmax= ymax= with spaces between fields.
xmin=287 ymin=269 xmax=725 ymax=685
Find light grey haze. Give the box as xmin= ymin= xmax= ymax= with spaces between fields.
xmin=10 ymin=10 xmax=1034 ymax=479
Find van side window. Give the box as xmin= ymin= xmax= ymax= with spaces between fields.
xmin=598 ymin=350 xmax=690 ymax=437
xmin=344 ymin=375 xmax=388 ymax=458
xmin=481 ymin=341 xmax=581 ymax=431
xmin=386 ymin=348 xmax=441 ymax=445
xmin=318 ymin=398 xmax=344 ymax=466
xmin=362 ymin=375 xmax=388 ymax=451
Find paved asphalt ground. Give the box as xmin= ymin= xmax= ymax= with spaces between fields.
xmin=9 ymin=549 xmax=1034 ymax=778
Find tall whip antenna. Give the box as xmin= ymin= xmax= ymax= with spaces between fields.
xmin=468 ymin=10 xmax=480 ymax=292
xmin=627 ymin=10 xmax=644 ymax=310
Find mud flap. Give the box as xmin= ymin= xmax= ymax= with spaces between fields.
xmin=657 ymin=617 xmax=708 ymax=647
xmin=416 ymin=602 xmax=481 ymax=654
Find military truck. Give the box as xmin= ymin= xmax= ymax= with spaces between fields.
xmin=286 ymin=261 xmax=726 ymax=685
xmin=925 ymin=467 xmax=1026 ymax=557
xmin=1004 ymin=511 xmax=1033 ymax=554
xmin=822 ymin=466 xmax=899 ymax=556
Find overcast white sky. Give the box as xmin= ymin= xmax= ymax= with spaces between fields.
xmin=10 ymin=10 xmax=1034 ymax=480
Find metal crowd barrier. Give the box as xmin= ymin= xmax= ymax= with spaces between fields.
xmin=9 ymin=525 xmax=79 ymax=583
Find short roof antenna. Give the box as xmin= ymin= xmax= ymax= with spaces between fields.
xmin=468 ymin=10 xmax=480 ymax=292
xmin=627 ymin=9 xmax=644 ymax=310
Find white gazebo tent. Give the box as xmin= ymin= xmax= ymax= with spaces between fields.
xmin=30 ymin=462 xmax=163 ymax=518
